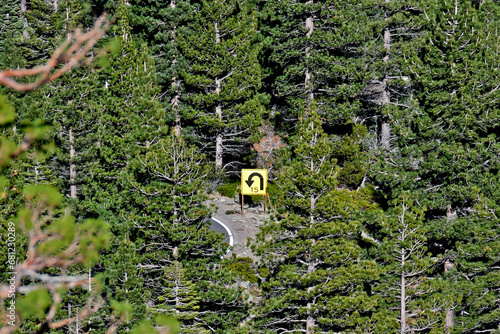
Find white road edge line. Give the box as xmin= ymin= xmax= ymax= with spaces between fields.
xmin=211 ymin=217 xmax=234 ymax=248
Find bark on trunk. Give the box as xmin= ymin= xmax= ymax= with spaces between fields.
xmin=381 ymin=0 xmax=391 ymax=151
xmin=171 ymin=0 xmax=181 ymax=137
xmin=306 ymin=257 xmax=316 ymax=334
xmin=306 ymin=314 xmax=315 ymax=334
xmin=444 ymin=207 xmax=456 ymax=330
xmin=304 ymin=12 xmax=314 ymax=112
xmin=214 ymin=23 xmax=223 ymax=169
xmin=69 ymin=128 xmax=77 ymax=199
xmin=172 ymin=77 xmax=181 ymax=137
xmin=305 ymin=154 xmax=316 ymax=334
xmin=21 ymin=0 xmax=30 ymax=39
xmin=381 ymin=121 xmax=391 ymax=151
xmin=401 ymin=254 xmax=406 ymax=334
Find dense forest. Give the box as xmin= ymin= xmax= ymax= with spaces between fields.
xmin=1 ymin=0 xmax=500 ymax=333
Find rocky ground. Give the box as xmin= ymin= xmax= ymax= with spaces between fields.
xmin=208 ymin=193 xmax=269 ymax=261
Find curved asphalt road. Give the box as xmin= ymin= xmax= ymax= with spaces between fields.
xmin=208 ymin=217 xmax=234 ymax=247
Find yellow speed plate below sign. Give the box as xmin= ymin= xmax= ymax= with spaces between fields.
xmin=241 ymin=169 xmax=268 ymax=195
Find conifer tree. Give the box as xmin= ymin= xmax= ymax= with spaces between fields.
xmin=155 ymin=260 xmax=209 ymax=334
xmin=129 ymin=0 xmax=193 ymax=135
xmin=370 ymin=0 xmax=500 ymax=331
xmin=77 ymin=2 xmax=166 ymax=221
xmin=127 ymin=131 xmax=248 ymax=331
xmin=252 ymin=112 xmax=379 ymax=333
xmin=360 ymin=0 xmax=421 ymax=151
xmin=260 ymin=0 xmax=372 ymax=124
xmin=16 ymin=0 xmax=60 ymax=67
xmin=68 ymin=3 xmax=169 ymax=329
xmin=373 ymin=195 xmax=448 ymax=333
xmin=179 ymin=0 xmax=265 ymax=169
xmin=0 ymin=0 xmax=24 ymax=62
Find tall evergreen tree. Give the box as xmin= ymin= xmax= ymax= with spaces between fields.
xmin=129 ymin=0 xmax=193 ymax=135
xmin=260 ymin=0 xmax=372 ymax=125
xmin=361 ymin=0 xmax=421 ymax=152
xmin=370 ymin=0 xmax=500 ymax=331
xmin=154 ymin=260 xmax=209 ymax=334
xmin=252 ymin=112 xmax=379 ymax=333
xmin=179 ymin=0 xmax=266 ymax=169
xmin=68 ymin=4 xmax=169 ymax=330
xmin=373 ymin=195 xmax=448 ymax=333
xmin=0 ymin=0 xmax=24 ymax=63
xmin=17 ymin=0 xmax=60 ymax=67
xmin=127 ymin=131 xmax=248 ymax=331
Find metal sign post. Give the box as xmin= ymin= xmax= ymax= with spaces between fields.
xmin=240 ymin=169 xmax=268 ymax=216
xmin=264 ymin=194 xmax=267 ymax=214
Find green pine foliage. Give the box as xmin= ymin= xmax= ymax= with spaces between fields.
xmin=260 ymin=0 xmax=371 ymax=124
xmin=3 ymin=0 xmax=500 ymax=331
xmin=127 ymin=131 xmax=248 ymax=331
xmin=17 ymin=0 xmax=60 ymax=67
xmin=128 ymin=0 xmax=192 ymax=113
xmin=251 ymin=112 xmax=379 ymax=333
xmin=373 ymin=195 xmax=448 ymax=332
xmin=369 ymin=0 xmax=500 ymax=331
xmin=179 ymin=0 xmax=266 ymax=168
xmin=155 ymin=260 xmax=209 ymax=334
xmin=0 ymin=0 xmax=25 ymax=62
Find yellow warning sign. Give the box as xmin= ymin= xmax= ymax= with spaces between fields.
xmin=241 ymin=169 xmax=268 ymax=195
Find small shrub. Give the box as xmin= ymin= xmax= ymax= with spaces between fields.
xmin=257 ymin=266 xmax=269 ymax=279
xmin=225 ymin=209 xmax=238 ymax=215
xmin=249 ymin=195 xmax=264 ymax=203
xmin=227 ymin=257 xmax=258 ymax=283
xmin=267 ymin=183 xmax=279 ymax=197
xmin=217 ymin=181 xmax=239 ymax=198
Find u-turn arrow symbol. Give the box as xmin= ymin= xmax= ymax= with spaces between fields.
xmin=245 ymin=172 xmax=264 ymax=190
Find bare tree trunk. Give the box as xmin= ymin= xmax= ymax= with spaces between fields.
xmin=381 ymin=0 xmax=391 ymax=151
xmin=304 ymin=9 xmax=314 ymax=115
xmin=214 ymin=23 xmax=223 ymax=169
xmin=306 ymin=312 xmax=315 ymax=334
xmin=172 ymin=77 xmax=181 ymax=137
xmin=53 ymin=0 xmax=58 ymax=12
xmin=171 ymin=0 xmax=181 ymax=137
xmin=305 ymin=155 xmax=316 ymax=334
xmin=444 ymin=207 xmax=456 ymax=331
xmin=174 ymin=267 xmax=180 ymax=316
xmin=215 ymin=87 xmax=223 ymax=168
xmin=401 ymin=254 xmax=406 ymax=334
xmin=21 ymin=0 xmax=30 ymax=39
xmin=381 ymin=121 xmax=391 ymax=151
xmin=444 ymin=261 xmax=455 ymax=330
xmin=69 ymin=128 xmax=77 ymax=199
xmin=306 ymin=258 xmax=316 ymax=334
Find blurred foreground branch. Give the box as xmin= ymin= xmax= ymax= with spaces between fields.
xmin=0 ymin=13 xmax=111 ymax=92
xmin=0 ymin=185 xmax=110 ymax=333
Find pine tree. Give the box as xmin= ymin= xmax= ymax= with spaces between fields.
xmin=78 ymin=2 xmax=166 ymax=222
xmin=260 ymin=0 xmax=372 ymax=125
xmin=154 ymin=260 xmax=209 ymax=334
xmin=179 ymin=0 xmax=266 ymax=169
xmin=0 ymin=0 xmax=25 ymax=64
xmin=71 ymin=3 xmax=169 ymax=330
xmin=252 ymin=112 xmax=379 ymax=333
xmin=129 ymin=0 xmax=193 ymax=135
xmin=373 ymin=195 xmax=448 ymax=333
xmin=17 ymin=0 xmax=60 ymax=68
xmin=127 ymin=131 xmax=248 ymax=331
xmin=369 ymin=0 xmax=500 ymax=331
